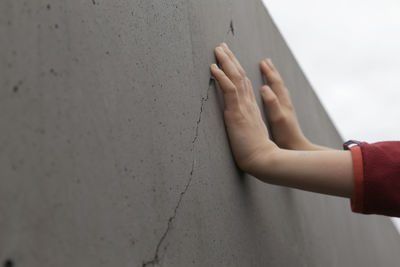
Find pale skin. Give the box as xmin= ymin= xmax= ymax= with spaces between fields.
xmin=210 ymin=43 xmax=354 ymax=199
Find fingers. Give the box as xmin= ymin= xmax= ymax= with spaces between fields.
xmin=214 ymin=44 xmax=244 ymax=85
xmin=245 ymin=77 xmax=257 ymax=104
xmin=260 ymin=58 xmax=291 ymax=105
xmin=220 ymin=43 xmax=246 ymax=77
xmin=210 ymin=64 xmax=239 ymax=111
xmin=260 ymin=85 xmax=283 ymax=123
xmin=260 ymin=58 xmax=281 ymax=85
xmin=214 ymin=43 xmax=250 ymax=100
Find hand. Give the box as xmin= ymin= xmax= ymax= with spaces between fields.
xmin=210 ymin=43 xmax=279 ymax=176
xmin=210 ymin=43 xmax=353 ymax=198
xmin=259 ymin=59 xmax=317 ymax=150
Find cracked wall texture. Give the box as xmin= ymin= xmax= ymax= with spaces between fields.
xmin=1 ymin=0 xmax=400 ymax=266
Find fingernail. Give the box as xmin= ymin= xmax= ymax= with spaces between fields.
xmin=222 ymin=42 xmax=228 ymax=48
xmin=211 ymin=63 xmax=218 ymax=69
xmin=261 ymin=86 xmax=269 ymax=93
xmin=216 ymin=47 xmax=223 ymax=53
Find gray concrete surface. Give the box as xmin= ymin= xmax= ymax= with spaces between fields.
xmin=1 ymin=0 xmax=400 ymax=266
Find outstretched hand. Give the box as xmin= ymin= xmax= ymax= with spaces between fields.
xmin=210 ymin=43 xmax=353 ymax=198
xmin=210 ymin=43 xmax=320 ymax=175
xmin=259 ymin=58 xmax=316 ymax=150
xmin=210 ymin=43 xmax=278 ymax=176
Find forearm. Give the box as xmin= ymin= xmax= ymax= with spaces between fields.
xmin=291 ymin=136 xmax=334 ymax=151
xmin=250 ymin=149 xmax=354 ymax=199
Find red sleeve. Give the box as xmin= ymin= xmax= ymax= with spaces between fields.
xmin=346 ymin=141 xmax=400 ymax=217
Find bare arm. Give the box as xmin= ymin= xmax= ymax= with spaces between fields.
xmin=249 ymin=149 xmax=353 ymax=198
xmin=211 ymin=43 xmax=353 ymax=198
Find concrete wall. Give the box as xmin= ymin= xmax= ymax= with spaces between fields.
xmin=1 ymin=0 xmax=400 ymax=266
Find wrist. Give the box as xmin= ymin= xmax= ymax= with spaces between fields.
xmin=292 ymin=136 xmax=330 ymax=151
xmin=244 ymin=144 xmax=282 ymax=181
xmin=275 ymin=132 xmax=314 ymax=151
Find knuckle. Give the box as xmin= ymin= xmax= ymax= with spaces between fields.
xmin=265 ymin=94 xmax=278 ymax=104
xmin=249 ymin=103 xmax=261 ymax=115
xmin=243 ymin=97 xmax=253 ymax=107
xmin=225 ymin=84 xmax=237 ymax=94
xmin=270 ymin=113 xmax=285 ymax=124
xmin=285 ymin=100 xmax=294 ymax=111
xmin=271 ymin=78 xmax=284 ymax=86
xmin=270 ymin=72 xmax=282 ymax=81
xmin=232 ymin=71 xmax=244 ymax=82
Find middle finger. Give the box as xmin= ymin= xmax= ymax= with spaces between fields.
xmin=220 ymin=43 xmax=246 ymax=77
xmin=214 ymin=46 xmax=244 ymax=86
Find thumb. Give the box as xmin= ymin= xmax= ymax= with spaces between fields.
xmin=261 ymin=85 xmax=283 ymax=123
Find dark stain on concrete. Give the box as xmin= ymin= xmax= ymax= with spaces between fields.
xmin=3 ymin=259 xmax=14 ymax=267
xmin=12 ymin=81 xmax=22 ymax=93
xmin=50 ymin=68 xmax=58 ymax=76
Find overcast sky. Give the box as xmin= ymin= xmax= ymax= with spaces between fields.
xmin=262 ymin=0 xmax=400 ymax=232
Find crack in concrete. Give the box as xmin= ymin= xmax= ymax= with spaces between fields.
xmin=142 ymin=78 xmax=215 ymax=267
xmin=141 ymin=161 xmax=195 ymax=267
xmin=192 ymin=78 xmax=214 ymax=144
xmin=141 ymin=20 xmax=231 ymax=266
xmin=223 ymin=19 xmax=235 ymax=44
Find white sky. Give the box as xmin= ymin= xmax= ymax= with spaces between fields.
xmin=262 ymin=0 xmax=400 ymax=233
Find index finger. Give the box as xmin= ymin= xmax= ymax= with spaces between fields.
xmin=220 ymin=43 xmax=246 ymax=76
xmin=214 ymin=45 xmax=243 ymax=84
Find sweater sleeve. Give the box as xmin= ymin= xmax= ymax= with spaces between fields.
xmin=344 ymin=140 xmax=400 ymax=217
